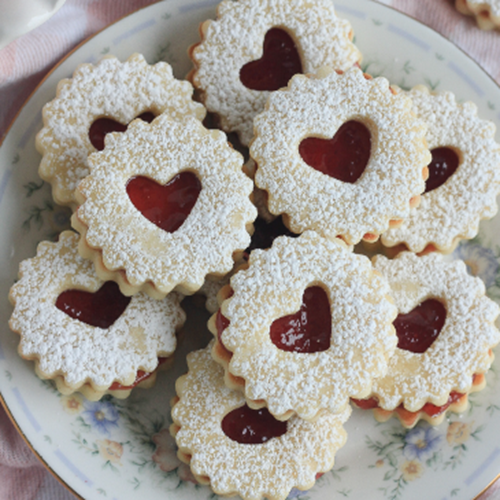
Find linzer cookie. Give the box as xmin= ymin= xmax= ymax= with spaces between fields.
xmin=8 ymin=231 xmax=185 ymax=400
xmin=72 ymin=113 xmax=257 ymax=299
xmin=171 ymin=342 xmax=350 ymax=500
xmin=382 ymin=85 xmax=500 ymax=254
xmin=251 ymin=67 xmax=430 ymax=245
xmin=37 ymin=53 xmax=206 ymax=207
xmin=456 ymin=0 xmax=500 ymax=30
xmin=352 ymin=252 xmax=500 ymax=428
xmin=189 ymin=0 xmax=361 ymax=146
xmin=208 ymin=231 xmax=398 ymax=421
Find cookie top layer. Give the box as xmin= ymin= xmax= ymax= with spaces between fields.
xmin=9 ymin=231 xmax=185 ymax=390
xmin=73 ymin=113 xmax=257 ymax=298
xmin=382 ymin=85 xmax=500 ymax=253
xmin=213 ymin=231 xmax=398 ymax=420
xmin=251 ymin=67 xmax=429 ymax=245
xmin=37 ymin=53 xmax=205 ymax=207
xmin=371 ymin=251 xmax=500 ymax=411
xmin=190 ymin=0 xmax=361 ymax=146
xmin=172 ymin=342 xmax=350 ymax=500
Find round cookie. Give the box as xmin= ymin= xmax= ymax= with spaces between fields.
xmin=353 ymin=252 xmax=500 ymax=428
xmin=456 ymin=0 xmax=500 ymax=30
xmin=72 ymin=113 xmax=257 ymax=299
xmin=251 ymin=67 xmax=430 ymax=245
xmin=171 ymin=342 xmax=350 ymax=500
xmin=190 ymin=0 xmax=361 ymax=146
xmin=37 ymin=53 xmax=205 ymax=207
xmin=8 ymin=231 xmax=185 ymax=400
xmin=209 ymin=231 xmax=398 ymax=421
xmin=381 ymin=85 xmax=500 ymax=254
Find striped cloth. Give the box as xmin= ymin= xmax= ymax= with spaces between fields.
xmin=0 ymin=0 xmax=499 ymax=499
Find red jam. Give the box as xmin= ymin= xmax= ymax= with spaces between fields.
xmin=221 ymin=404 xmax=287 ymax=444
xmin=56 ymin=281 xmax=131 ymax=329
xmin=270 ymin=286 xmax=331 ymax=353
xmin=89 ymin=111 xmax=155 ymax=151
xmin=299 ymin=120 xmax=371 ymax=183
xmin=425 ymin=147 xmax=459 ymax=193
xmin=108 ymin=357 xmax=169 ymax=391
xmin=394 ymin=299 xmax=446 ymax=354
xmin=126 ymin=172 xmax=201 ymax=233
xmin=239 ymin=28 xmax=303 ymax=91
xmin=352 ymin=391 xmax=464 ymax=418
xmin=246 ymin=216 xmax=297 ymax=255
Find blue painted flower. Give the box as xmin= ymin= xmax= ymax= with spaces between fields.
xmin=403 ymin=425 xmax=442 ymax=461
xmin=454 ymin=243 xmax=499 ymax=289
xmin=82 ymin=400 xmax=119 ymax=435
xmin=287 ymin=487 xmax=307 ymax=498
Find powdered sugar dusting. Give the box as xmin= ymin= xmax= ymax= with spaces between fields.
xmin=251 ymin=67 xmax=429 ymax=245
xmin=218 ymin=231 xmax=398 ymax=420
xmin=37 ymin=53 xmax=206 ymax=207
xmin=74 ymin=114 xmax=257 ymax=297
xmin=8 ymin=231 xmax=185 ymax=389
xmin=191 ymin=0 xmax=361 ymax=146
xmin=172 ymin=342 xmax=350 ymax=500
xmin=371 ymin=251 xmax=500 ymax=411
xmin=382 ymin=85 xmax=500 ymax=252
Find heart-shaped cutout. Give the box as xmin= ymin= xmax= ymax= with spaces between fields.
xmin=394 ymin=298 xmax=446 ymax=354
xmin=222 ymin=404 xmax=287 ymax=444
xmin=424 ymin=147 xmax=459 ymax=193
xmin=299 ymin=120 xmax=371 ymax=183
xmin=56 ymin=281 xmax=131 ymax=328
xmin=239 ymin=28 xmax=303 ymax=91
xmin=126 ymin=172 xmax=201 ymax=233
xmin=89 ymin=111 xmax=156 ymax=151
xmin=270 ymin=286 xmax=331 ymax=353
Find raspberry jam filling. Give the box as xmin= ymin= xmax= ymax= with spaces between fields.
xmin=299 ymin=120 xmax=371 ymax=183
xmin=222 ymin=404 xmax=287 ymax=444
xmin=270 ymin=286 xmax=331 ymax=353
xmin=89 ymin=111 xmax=155 ymax=151
xmin=394 ymin=299 xmax=446 ymax=354
xmin=239 ymin=28 xmax=303 ymax=91
xmin=126 ymin=172 xmax=201 ymax=233
xmin=216 ymin=287 xmax=331 ymax=354
xmin=245 ymin=216 xmax=297 ymax=255
xmin=56 ymin=281 xmax=131 ymax=328
xmin=109 ymin=357 xmax=169 ymax=391
xmin=352 ymin=390 xmax=466 ymax=418
xmin=425 ymin=147 xmax=459 ymax=193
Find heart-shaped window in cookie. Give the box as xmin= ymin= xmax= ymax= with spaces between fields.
xmin=270 ymin=285 xmax=331 ymax=353
xmin=424 ymin=147 xmax=460 ymax=193
xmin=299 ymin=120 xmax=372 ymax=183
xmin=89 ymin=111 xmax=156 ymax=151
xmin=56 ymin=281 xmax=131 ymax=328
xmin=394 ymin=298 xmax=447 ymax=353
xmin=239 ymin=28 xmax=303 ymax=91
xmin=222 ymin=404 xmax=287 ymax=444
xmin=126 ymin=172 xmax=202 ymax=233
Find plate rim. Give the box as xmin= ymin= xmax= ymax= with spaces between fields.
xmin=0 ymin=0 xmax=500 ymax=498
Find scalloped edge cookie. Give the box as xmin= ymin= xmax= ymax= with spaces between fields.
xmin=37 ymin=53 xmax=206 ymax=207
xmin=189 ymin=0 xmax=361 ymax=146
xmin=72 ymin=114 xmax=257 ymax=299
xmin=8 ymin=231 xmax=185 ymax=398
xmin=171 ymin=342 xmax=350 ymax=500
xmin=251 ymin=67 xmax=430 ymax=245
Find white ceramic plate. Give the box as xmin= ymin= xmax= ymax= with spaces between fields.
xmin=1 ymin=1 xmax=500 ymax=499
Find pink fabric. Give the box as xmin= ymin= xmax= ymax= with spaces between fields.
xmin=0 ymin=0 xmax=500 ymax=499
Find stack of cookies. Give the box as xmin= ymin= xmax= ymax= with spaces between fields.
xmin=8 ymin=0 xmax=500 ymax=499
